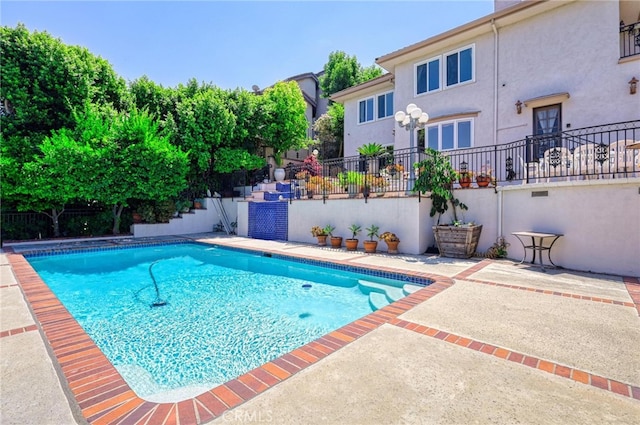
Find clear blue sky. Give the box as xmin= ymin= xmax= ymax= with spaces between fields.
xmin=1 ymin=1 xmax=494 ymax=91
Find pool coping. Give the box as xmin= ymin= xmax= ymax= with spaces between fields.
xmin=6 ymin=239 xmax=456 ymax=425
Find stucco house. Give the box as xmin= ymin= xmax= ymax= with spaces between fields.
xmin=332 ymin=0 xmax=639 ymax=160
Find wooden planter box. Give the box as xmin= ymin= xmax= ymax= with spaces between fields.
xmin=433 ymin=224 xmax=483 ymax=258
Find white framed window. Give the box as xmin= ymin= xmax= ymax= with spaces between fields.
xmin=415 ymin=57 xmax=440 ymax=95
xmin=426 ymin=118 xmax=473 ymax=150
xmin=358 ymin=91 xmax=394 ymax=124
xmin=414 ymin=45 xmax=474 ymax=96
xmin=377 ymin=91 xmax=394 ymax=119
xmin=358 ymin=97 xmax=374 ymax=124
xmin=445 ymin=45 xmax=474 ymax=88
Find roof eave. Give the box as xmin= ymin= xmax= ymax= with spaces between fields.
xmin=376 ymin=0 xmax=554 ymax=70
xmin=330 ymin=73 xmax=395 ymax=103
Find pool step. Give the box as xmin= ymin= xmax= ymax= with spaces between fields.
xmin=359 ymin=279 xmax=412 ymax=307
xmin=368 ymin=292 xmax=389 ymax=311
xmin=403 ymin=283 xmax=423 ymax=296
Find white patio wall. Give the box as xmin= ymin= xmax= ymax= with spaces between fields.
xmin=131 ymin=198 xmax=238 ymax=238
xmin=134 ymin=179 xmax=640 ymax=277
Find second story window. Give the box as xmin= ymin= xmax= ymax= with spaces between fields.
xmin=358 ymin=91 xmax=394 ymax=124
xmin=377 ymin=92 xmax=394 ymax=119
xmin=359 ymin=97 xmax=374 ymax=123
xmin=416 ymin=57 xmax=440 ymax=95
xmin=445 ymin=45 xmax=474 ymax=87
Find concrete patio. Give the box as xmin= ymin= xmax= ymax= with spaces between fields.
xmin=1 ymin=235 xmax=639 ymax=424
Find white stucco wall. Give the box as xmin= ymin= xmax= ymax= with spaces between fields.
xmin=287 ymin=197 xmax=432 ymax=254
xmin=134 ymin=179 xmax=640 ymax=276
xmin=132 ymin=198 xmax=238 ymax=238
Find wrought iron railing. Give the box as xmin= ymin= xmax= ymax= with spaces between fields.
xmin=280 ymin=120 xmax=639 ymax=201
xmin=620 ymin=21 xmax=640 ymax=59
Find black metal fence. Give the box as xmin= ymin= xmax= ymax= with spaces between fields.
xmin=281 ymin=120 xmax=639 ymax=200
xmin=620 ymin=21 xmax=640 ymax=59
xmin=1 ymin=207 xmax=119 ymax=242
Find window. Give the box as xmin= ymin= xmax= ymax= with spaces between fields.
xmin=426 ymin=119 xmax=474 ymax=150
xmin=377 ymin=92 xmax=394 ymax=119
xmin=416 ymin=57 xmax=440 ymax=95
xmin=415 ymin=45 xmax=474 ymax=95
xmin=445 ymin=46 xmax=473 ymax=87
xmin=358 ymin=97 xmax=374 ymax=124
xmin=358 ymin=92 xmax=394 ymax=124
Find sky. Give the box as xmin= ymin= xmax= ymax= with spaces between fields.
xmin=1 ymin=1 xmax=495 ymax=91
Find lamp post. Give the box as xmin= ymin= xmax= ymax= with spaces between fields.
xmin=394 ymin=103 xmax=429 ymax=193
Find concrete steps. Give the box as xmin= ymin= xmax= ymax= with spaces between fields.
xmin=359 ymin=279 xmax=423 ymax=311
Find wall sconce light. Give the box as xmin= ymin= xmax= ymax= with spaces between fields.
xmin=629 ymin=77 xmax=638 ymax=95
xmin=515 ymin=100 xmax=523 ymax=114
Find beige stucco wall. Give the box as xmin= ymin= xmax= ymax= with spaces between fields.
xmin=343 ymin=0 xmax=639 ymax=152
xmin=340 ymin=80 xmax=396 ymax=157
xmin=496 ymin=0 xmax=640 ymax=144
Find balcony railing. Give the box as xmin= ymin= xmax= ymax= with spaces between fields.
xmin=620 ymin=21 xmax=640 ymax=59
xmin=275 ymin=120 xmax=639 ymax=201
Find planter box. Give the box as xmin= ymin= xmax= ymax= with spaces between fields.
xmin=433 ymin=224 xmax=482 ymax=258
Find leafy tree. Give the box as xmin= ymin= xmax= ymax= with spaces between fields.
xmin=175 ymin=87 xmax=234 ymax=196
xmin=0 ymin=24 xmax=127 ymax=162
xmin=319 ymin=51 xmax=383 ymax=98
xmin=213 ymin=148 xmax=265 ymax=174
xmin=0 ymin=24 xmax=128 ymax=216
xmin=16 ymin=129 xmax=94 ymax=237
xmin=313 ymin=102 xmax=344 ymax=158
xmin=260 ymin=81 xmax=309 ymax=166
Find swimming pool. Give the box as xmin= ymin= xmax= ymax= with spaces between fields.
xmin=27 ymin=243 xmax=425 ymax=401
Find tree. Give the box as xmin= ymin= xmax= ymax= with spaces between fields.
xmin=175 ymin=86 xmax=234 ymax=197
xmin=16 ymin=129 xmax=94 ymax=237
xmin=0 ymin=24 xmax=127 ymax=162
xmin=63 ymin=106 xmax=188 ymax=234
xmin=260 ymin=81 xmax=310 ymax=166
xmin=0 ymin=24 xmax=128 ymax=215
xmin=313 ymin=103 xmax=344 ymax=158
xmin=319 ymin=51 xmax=383 ymax=98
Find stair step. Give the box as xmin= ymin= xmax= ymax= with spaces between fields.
xmin=385 ymin=287 xmax=406 ymax=303
xmin=368 ymin=292 xmax=389 ymax=311
xmin=403 ymin=283 xmax=423 ymax=296
xmin=358 ymin=279 xmax=392 ymax=295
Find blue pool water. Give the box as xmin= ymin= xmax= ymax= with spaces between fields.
xmin=27 ymin=243 xmax=411 ymax=400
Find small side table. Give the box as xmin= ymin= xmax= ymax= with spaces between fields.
xmin=512 ymin=231 xmax=563 ymax=272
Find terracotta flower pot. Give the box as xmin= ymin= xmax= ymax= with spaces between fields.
xmin=459 ymin=177 xmax=472 ymax=188
xmin=385 ymin=240 xmax=400 ymax=254
xmin=316 ymin=235 xmax=328 ymax=246
xmin=345 ymin=239 xmax=358 ymax=251
xmin=363 ymin=240 xmax=378 ymax=253
xmin=476 ymin=176 xmax=491 ymax=187
xmin=330 ymin=236 xmax=343 ymax=248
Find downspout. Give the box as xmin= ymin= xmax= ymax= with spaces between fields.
xmin=492 ymin=19 xmax=503 ymax=242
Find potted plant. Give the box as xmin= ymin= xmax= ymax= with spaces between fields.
xmin=323 ymin=225 xmax=343 ymax=248
xmin=380 ymin=231 xmax=401 ymax=254
xmin=345 ymin=224 xmax=361 ymax=251
xmin=338 ymin=171 xmax=364 ymax=198
xmin=475 ymin=166 xmax=492 ymax=187
xmin=363 ymin=224 xmax=379 ymax=253
xmin=414 ymin=148 xmax=482 ymax=258
xmin=458 ymin=170 xmax=473 ymax=188
xmin=311 ymin=225 xmax=328 ymax=246
xmin=357 ymin=142 xmax=386 ymax=174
